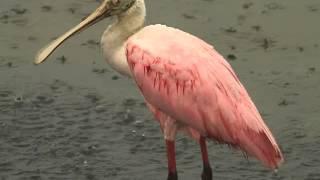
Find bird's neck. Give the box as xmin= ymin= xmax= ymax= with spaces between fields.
xmin=101 ymin=0 xmax=146 ymax=76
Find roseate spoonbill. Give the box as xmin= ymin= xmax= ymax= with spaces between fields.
xmin=35 ymin=0 xmax=284 ymax=179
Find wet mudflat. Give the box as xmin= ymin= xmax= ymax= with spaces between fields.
xmin=0 ymin=0 xmax=320 ymax=179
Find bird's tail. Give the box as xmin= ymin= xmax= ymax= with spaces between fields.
xmin=205 ymin=94 xmax=284 ymax=169
xmin=237 ymin=127 xmax=284 ymax=169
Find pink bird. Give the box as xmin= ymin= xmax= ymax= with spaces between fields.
xmin=35 ymin=0 xmax=284 ymax=179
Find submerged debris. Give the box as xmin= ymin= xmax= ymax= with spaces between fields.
xmin=243 ymin=2 xmax=254 ymax=9
xmin=57 ymin=55 xmax=67 ymax=64
xmin=260 ymin=38 xmax=276 ymax=50
xmin=227 ymin=54 xmax=237 ymax=61
xmin=182 ymin=13 xmax=196 ymax=20
xmin=112 ymin=75 xmax=119 ymax=80
xmin=41 ymin=5 xmax=52 ymax=12
xmin=224 ymin=27 xmax=237 ymax=33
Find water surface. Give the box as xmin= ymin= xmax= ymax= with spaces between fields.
xmin=0 ymin=0 xmax=320 ymax=179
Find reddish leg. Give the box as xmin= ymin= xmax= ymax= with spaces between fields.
xmin=200 ymin=136 xmax=212 ymax=180
xmin=166 ymin=140 xmax=178 ymax=180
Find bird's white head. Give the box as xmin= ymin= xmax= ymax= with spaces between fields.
xmin=34 ymin=0 xmax=141 ymax=64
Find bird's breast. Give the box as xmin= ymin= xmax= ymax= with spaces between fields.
xmin=101 ymin=40 xmax=132 ymax=77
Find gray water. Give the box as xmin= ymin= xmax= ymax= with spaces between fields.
xmin=1 ymin=0 xmax=320 ymax=179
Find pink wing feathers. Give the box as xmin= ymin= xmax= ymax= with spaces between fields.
xmin=126 ymin=24 xmax=283 ymax=169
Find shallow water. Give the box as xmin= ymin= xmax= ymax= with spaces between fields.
xmin=1 ymin=0 xmax=320 ymax=179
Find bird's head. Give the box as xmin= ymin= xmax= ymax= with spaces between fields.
xmin=107 ymin=0 xmax=137 ymax=16
xmin=34 ymin=0 xmax=138 ymax=64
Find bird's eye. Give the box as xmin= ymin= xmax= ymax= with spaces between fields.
xmin=111 ymin=0 xmax=120 ymax=6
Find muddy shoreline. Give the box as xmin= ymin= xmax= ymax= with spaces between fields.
xmin=1 ymin=0 xmax=319 ymax=179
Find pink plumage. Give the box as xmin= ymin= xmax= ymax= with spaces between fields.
xmin=126 ymin=24 xmax=283 ymax=169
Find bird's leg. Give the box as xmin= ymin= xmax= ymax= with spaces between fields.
xmin=200 ymin=136 xmax=212 ymax=180
xmin=166 ymin=140 xmax=178 ymax=180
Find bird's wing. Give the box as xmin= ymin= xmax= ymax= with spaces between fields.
xmin=126 ymin=24 xmax=283 ymax=169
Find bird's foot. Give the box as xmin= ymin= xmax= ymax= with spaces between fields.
xmin=167 ymin=171 xmax=178 ymax=180
xmin=201 ymin=164 xmax=212 ymax=180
